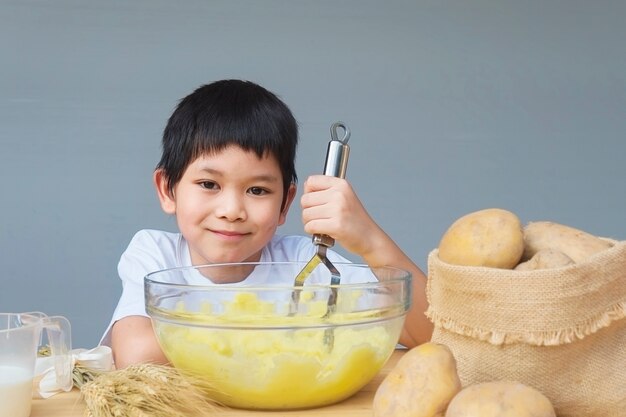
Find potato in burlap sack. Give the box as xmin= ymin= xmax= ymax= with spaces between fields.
xmin=426 ymin=240 xmax=626 ymax=417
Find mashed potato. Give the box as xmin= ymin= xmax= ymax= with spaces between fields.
xmin=154 ymin=292 xmax=402 ymax=409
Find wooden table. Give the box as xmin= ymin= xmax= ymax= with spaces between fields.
xmin=31 ymin=349 xmax=404 ymax=416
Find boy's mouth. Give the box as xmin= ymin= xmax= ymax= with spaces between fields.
xmin=211 ymin=229 xmax=249 ymax=239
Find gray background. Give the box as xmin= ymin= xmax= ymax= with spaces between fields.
xmin=1 ymin=0 xmax=625 ymax=348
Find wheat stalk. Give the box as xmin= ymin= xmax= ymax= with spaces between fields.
xmin=80 ymin=363 xmax=220 ymax=417
xmin=38 ymin=346 xmax=220 ymax=416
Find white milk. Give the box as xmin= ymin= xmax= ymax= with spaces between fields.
xmin=0 ymin=365 xmax=33 ymax=417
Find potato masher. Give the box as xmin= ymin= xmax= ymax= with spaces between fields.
xmin=291 ymin=122 xmax=350 ymax=342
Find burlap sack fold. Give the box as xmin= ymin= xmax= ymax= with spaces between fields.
xmin=426 ymin=240 xmax=626 ymax=417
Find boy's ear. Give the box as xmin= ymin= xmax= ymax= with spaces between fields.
xmin=278 ymin=183 xmax=297 ymax=225
xmin=154 ymin=169 xmax=176 ymax=215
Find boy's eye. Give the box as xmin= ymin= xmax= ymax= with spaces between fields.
xmin=248 ymin=187 xmax=268 ymax=196
xmin=200 ymin=181 xmax=219 ymax=190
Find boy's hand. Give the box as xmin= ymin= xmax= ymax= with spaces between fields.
xmin=301 ymin=175 xmax=434 ymax=347
xmin=301 ymin=175 xmax=380 ymax=259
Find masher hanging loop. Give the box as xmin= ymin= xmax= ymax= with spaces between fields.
xmin=331 ymin=122 xmax=350 ymax=143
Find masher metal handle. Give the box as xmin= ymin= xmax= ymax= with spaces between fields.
xmin=311 ymin=122 xmax=351 ymax=253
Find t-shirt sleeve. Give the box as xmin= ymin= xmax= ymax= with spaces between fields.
xmin=99 ymin=230 xmax=175 ymax=346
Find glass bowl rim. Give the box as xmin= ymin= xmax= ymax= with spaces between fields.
xmin=144 ymin=261 xmax=411 ymax=291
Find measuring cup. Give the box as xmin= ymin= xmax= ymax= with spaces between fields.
xmin=0 ymin=312 xmax=72 ymax=417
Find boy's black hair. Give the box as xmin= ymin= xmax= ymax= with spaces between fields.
xmin=157 ymin=79 xmax=298 ymax=208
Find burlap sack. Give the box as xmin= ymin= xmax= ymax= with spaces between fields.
xmin=426 ymin=240 xmax=626 ymax=417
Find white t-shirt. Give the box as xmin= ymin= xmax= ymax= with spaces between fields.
xmin=100 ymin=229 xmax=369 ymax=346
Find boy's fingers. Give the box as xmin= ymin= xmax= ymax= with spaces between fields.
xmin=301 ymin=183 xmax=348 ymax=211
xmin=301 ymin=175 xmax=340 ymax=209
xmin=303 ymin=175 xmax=341 ymax=192
xmin=303 ymin=216 xmax=341 ymax=237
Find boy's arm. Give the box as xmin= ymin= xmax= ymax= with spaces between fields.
xmin=111 ymin=316 xmax=169 ymax=368
xmin=357 ymin=229 xmax=434 ymax=347
xmin=301 ymin=175 xmax=433 ymax=347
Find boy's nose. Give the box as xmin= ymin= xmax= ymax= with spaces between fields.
xmin=215 ymin=191 xmax=247 ymax=221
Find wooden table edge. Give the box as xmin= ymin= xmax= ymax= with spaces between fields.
xmin=30 ymin=349 xmax=404 ymax=417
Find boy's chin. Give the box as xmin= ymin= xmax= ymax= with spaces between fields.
xmin=197 ymin=262 xmax=258 ymax=284
xmin=195 ymin=250 xmax=262 ymax=265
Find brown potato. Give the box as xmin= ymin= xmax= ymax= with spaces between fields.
xmin=445 ymin=381 xmax=556 ymax=417
xmin=514 ymin=248 xmax=574 ymax=270
xmin=522 ymin=221 xmax=613 ymax=263
xmin=373 ymin=342 xmax=462 ymax=417
xmin=438 ymin=208 xmax=524 ymax=269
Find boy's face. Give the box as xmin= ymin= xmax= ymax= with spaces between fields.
xmin=155 ymin=145 xmax=296 ymax=266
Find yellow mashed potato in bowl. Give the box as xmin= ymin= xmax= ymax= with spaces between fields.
xmin=145 ymin=262 xmax=411 ymax=410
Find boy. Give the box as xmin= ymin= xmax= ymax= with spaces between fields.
xmin=102 ymin=79 xmax=433 ymax=368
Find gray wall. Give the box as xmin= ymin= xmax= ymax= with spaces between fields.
xmin=1 ymin=0 xmax=625 ymax=348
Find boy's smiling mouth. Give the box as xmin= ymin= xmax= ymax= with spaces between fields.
xmin=210 ymin=229 xmax=250 ymax=240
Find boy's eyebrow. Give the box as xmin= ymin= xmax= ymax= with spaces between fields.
xmin=199 ymin=167 xmax=280 ymax=183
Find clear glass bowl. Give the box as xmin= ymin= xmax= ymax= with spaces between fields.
xmin=145 ymin=261 xmax=411 ymax=410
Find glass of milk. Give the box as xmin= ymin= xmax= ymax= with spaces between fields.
xmin=0 ymin=312 xmax=72 ymax=417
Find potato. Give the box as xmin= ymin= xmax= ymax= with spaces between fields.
xmin=373 ymin=343 xmax=461 ymax=417
xmin=522 ymin=221 xmax=613 ymax=263
xmin=514 ymin=248 xmax=574 ymax=270
xmin=445 ymin=381 xmax=556 ymax=417
xmin=438 ymin=208 xmax=524 ymax=269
